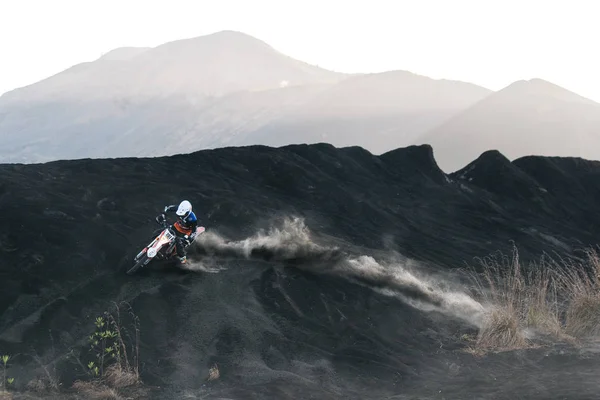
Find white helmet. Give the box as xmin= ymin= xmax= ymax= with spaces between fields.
xmin=176 ymin=200 xmax=192 ymax=218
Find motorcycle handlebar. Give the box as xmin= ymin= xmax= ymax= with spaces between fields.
xmin=156 ymin=214 xmax=176 ymax=234
xmin=155 ymin=213 xmax=167 ymax=226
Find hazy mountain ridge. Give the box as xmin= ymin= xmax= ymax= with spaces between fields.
xmin=243 ymin=70 xmax=493 ymax=152
xmin=416 ymin=78 xmax=600 ymax=172
xmin=2 ymin=31 xmax=600 ymax=168
xmin=0 ymin=31 xmax=492 ymax=164
xmin=98 ymin=47 xmax=152 ymax=61
xmin=0 ymin=30 xmax=346 ymax=104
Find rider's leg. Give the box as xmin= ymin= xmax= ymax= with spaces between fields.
xmin=175 ymin=236 xmax=187 ymax=263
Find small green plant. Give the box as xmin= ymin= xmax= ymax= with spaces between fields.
xmin=87 ymin=316 xmax=119 ymax=378
xmin=1 ymin=354 xmax=14 ymax=393
xmin=81 ymin=302 xmax=141 ymax=390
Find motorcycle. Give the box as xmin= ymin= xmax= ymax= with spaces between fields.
xmin=127 ymin=213 xmax=206 ymax=275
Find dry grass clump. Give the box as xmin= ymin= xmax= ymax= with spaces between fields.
xmin=207 ymin=363 xmax=220 ymax=381
xmin=72 ymin=380 xmax=122 ymax=400
xmin=559 ymin=249 xmax=600 ymax=337
xmin=103 ymin=364 xmax=140 ymax=389
xmin=467 ymin=245 xmax=600 ymax=352
xmin=476 ymin=307 xmax=527 ymax=351
xmin=25 ymin=377 xmax=59 ymax=394
xmin=25 ymin=379 xmax=47 ymax=393
xmin=523 ymin=266 xmax=562 ymax=336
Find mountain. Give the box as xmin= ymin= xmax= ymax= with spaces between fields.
xmin=0 ymin=83 xmax=333 ymax=163
xmin=98 ymin=47 xmax=152 ymax=61
xmin=241 ymin=70 xmax=492 ymax=153
xmin=1 ymin=30 xmax=344 ymax=103
xmin=2 ymin=143 xmax=600 ymax=399
xmin=415 ymin=78 xmax=600 ymax=172
xmin=0 ymin=31 xmax=491 ymax=164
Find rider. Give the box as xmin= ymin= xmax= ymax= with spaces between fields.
xmin=162 ymin=200 xmax=198 ymax=264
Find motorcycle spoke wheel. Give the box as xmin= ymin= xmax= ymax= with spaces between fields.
xmin=127 ymin=254 xmax=149 ymax=275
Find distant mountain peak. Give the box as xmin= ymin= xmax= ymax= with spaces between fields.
xmin=96 ymin=31 xmax=273 ymax=63
xmin=156 ymin=29 xmax=276 ymax=50
xmin=499 ymin=78 xmax=597 ymax=105
xmin=415 ymin=76 xmax=600 ymax=173
xmin=0 ymin=30 xmax=345 ymax=104
xmin=208 ymin=29 xmax=266 ymax=40
xmin=98 ymin=47 xmax=150 ymax=61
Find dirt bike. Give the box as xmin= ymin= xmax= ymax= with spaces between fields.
xmin=127 ymin=213 xmax=206 ymax=275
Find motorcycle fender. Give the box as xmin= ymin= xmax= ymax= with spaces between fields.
xmin=147 ymin=247 xmax=158 ymax=258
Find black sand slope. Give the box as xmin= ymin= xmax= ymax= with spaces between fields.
xmin=1 ymin=143 xmax=600 ymax=399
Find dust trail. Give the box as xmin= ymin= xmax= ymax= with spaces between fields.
xmin=189 ymin=217 xmax=486 ymax=326
xmin=191 ymin=217 xmax=344 ymax=264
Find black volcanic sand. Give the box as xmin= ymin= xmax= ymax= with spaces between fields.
xmin=1 ymin=143 xmax=600 ymax=399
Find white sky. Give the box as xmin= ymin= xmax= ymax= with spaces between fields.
xmin=1 ymin=0 xmax=599 ymax=101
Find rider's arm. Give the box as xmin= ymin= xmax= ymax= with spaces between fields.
xmin=188 ymin=214 xmax=199 ymax=240
xmin=164 ymin=205 xmax=177 ymax=213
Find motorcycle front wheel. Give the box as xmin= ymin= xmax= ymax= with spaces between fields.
xmin=127 ymin=253 xmax=149 ymax=275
